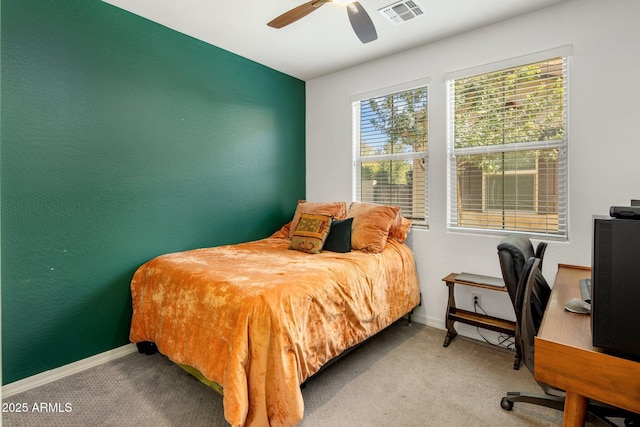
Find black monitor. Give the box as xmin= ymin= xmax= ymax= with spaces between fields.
xmin=591 ymin=216 xmax=640 ymax=360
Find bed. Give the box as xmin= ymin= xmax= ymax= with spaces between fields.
xmin=129 ymin=201 xmax=421 ymax=427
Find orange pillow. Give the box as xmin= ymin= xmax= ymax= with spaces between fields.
xmin=288 ymin=200 xmax=348 ymax=239
xmin=270 ymin=222 xmax=291 ymax=239
xmin=389 ymin=216 xmax=412 ymax=243
xmin=347 ymin=202 xmax=400 ymax=253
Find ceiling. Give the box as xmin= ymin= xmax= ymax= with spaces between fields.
xmin=101 ymin=0 xmax=566 ymax=81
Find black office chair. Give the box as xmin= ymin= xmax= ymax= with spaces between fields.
xmin=500 ymin=257 xmax=563 ymax=412
xmin=497 ymin=234 xmax=547 ymax=322
xmin=501 ymin=257 xmax=638 ymax=427
xmin=497 ymin=234 xmax=548 ymax=369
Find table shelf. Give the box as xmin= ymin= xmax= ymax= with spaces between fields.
xmin=447 ymin=308 xmax=516 ymax=335
xmin=442 ymin=273 xmax=519 ymax=369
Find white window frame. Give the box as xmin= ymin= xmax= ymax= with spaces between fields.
xmin=351 ymin=78 xmax=430 ymax=227
xmin=445 ymin=46 xmax=571 ymax=239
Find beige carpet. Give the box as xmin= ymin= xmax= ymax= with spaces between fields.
xmin=3 ymin=321 xmax=566 ymax=426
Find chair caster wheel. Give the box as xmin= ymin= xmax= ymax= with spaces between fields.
xmin=625 ymin=416 xmax=639 ymax=427
xmin=501 ymin=397 xmax=514 ymax=411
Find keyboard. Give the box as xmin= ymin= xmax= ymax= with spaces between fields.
xmin=579 ymin=278 xmax=592 ymax=303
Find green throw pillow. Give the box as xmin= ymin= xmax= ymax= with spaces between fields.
xmin=323 ymin=218 xmax=353 ymax=253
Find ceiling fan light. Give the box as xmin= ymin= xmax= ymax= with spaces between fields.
xmin=333 ymin=0 xmax=355 ymax=5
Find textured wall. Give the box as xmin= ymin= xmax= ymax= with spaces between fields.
xmin=1 ymin=0 xmax=305 ymax=384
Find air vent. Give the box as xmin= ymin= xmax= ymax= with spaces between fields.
xmin=378 ymin=0 xmax=425 ymax=24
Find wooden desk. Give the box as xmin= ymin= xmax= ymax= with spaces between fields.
xmin=534 ymin=264 xmax=640 ymax=426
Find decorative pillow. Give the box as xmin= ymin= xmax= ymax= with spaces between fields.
xmin=270 ymin=222 xmax=292 ymax=239
xmin=389 ymin=216 xmax=413 ymax=243
xmin=347 ymin=202 xmax=400 ymax=253
xmin=323 ymin=218 xmax=353 ymax=253
xmin=289 ymin=213 xmax=332 ymax=254
xmin=288 ymin=200 xmax=348 ymax=239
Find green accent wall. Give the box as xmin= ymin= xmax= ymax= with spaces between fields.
xmin=1 ymin=0 xmax=305 ymax=384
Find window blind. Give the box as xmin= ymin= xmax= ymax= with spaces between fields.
xmin=353 ymin=85 xmax=429 ymax=225
xmin=446 ymin=55 xmax=568 ymax=238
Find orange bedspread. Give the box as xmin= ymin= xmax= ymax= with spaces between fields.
xmin=129 ymin=235 xmax=420 ymax=427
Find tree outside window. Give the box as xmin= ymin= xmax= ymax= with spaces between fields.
xmin=354 ymin=85 xmax=428 ymax=225
xmin=448 ymin=57 xmax=567 ymax=236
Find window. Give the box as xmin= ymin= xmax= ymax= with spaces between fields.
xmin=446 ymin=49 xmax=569 ymax=237
xmin=353 ymin=81 xmax=429 ymax=226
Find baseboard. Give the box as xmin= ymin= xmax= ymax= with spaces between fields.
xmin=3 ymin=343 xmax=138 ymax=398
xmin=422 ymin=313 xmax=444 ymax=330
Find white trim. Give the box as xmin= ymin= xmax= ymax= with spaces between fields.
xmin=416 ymin=312 xmax=435 ymax=328
xmin=350 ymin=76 xmax=431 ymax=103
xmin=444 ymin=45 xmax=573 ymax=82
xmin=356 ymin=151 xmax=427 ymax=162
xmin=453 ymin=139 xmax=564 ymax=156
xmin=2 ymin=343 xmax=138 ymax=397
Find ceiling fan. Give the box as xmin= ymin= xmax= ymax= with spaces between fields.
xmin=268 ymin=0 xmax=378 ymax=44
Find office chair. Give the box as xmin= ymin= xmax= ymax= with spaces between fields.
xmin=501 ymin=257 xmax=638 ymax=427
xmin=497 ymin=234 xmax=547 ymax=323
xmin=497 ymin=234 xmax=548 ymax=369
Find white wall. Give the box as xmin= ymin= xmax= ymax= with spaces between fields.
xmin=306 ymin=0 xmax=640 ymax=340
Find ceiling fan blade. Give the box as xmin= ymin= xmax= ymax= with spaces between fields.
xmin=347 ymin=2 xmax=377 ymax=44
xmin=268 ymin=0 xmax=330 ymax=29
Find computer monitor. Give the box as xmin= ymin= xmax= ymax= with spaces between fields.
xmin=591 ymin=216 xmax=640 ymax=360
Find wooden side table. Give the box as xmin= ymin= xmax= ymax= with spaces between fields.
xmin=442 ymin=273 xmax=520 ymax=369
